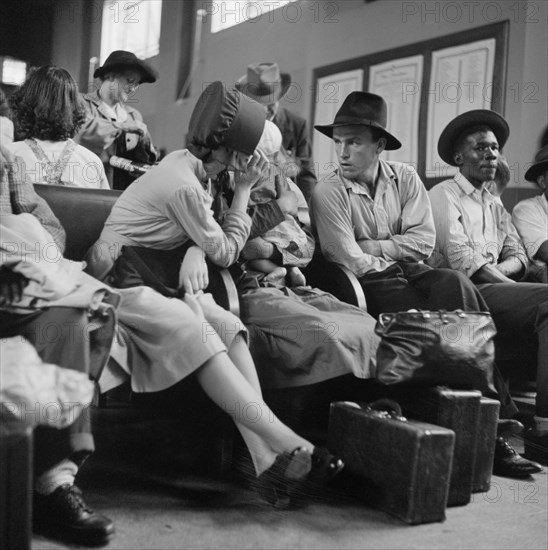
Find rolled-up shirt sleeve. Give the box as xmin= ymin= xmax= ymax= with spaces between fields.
xmin=311 ymin=176 xmax=391 ymax=276
xmin=429 ymin=184 xmax=489 ymax=277
xmin=498 ymin=207 xmax=529 ymax=270
xmin=167 ymin=184 xmax=251 ymax=268
xmin=512 ymin=200 xmax=547 ymax=261
xmin=377 ymin=167 xmax=435 ymax=262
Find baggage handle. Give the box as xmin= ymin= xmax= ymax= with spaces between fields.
xmin=366 ymin=398 xmax=407 ymax=421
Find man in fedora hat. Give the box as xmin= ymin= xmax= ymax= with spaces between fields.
xmin=76 ymin=50 xmax=160 ymax=190
xmin=310 ymin=92 xmax=544 ymax=476
xmin=236 ymin=62 xmax=317 ymax=203
xmin=512 ymin=145 xmax=548 ymax=284
xmin=310 ymin=91 xmax=486 ymax=317
xmin=429 ymin=109 xmax=548 ymax=466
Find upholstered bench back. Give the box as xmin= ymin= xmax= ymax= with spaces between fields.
xmin=34 ymin=184 xmax=122 ymax=261
xmin=33 ymin=183 xmax=240 ymax=315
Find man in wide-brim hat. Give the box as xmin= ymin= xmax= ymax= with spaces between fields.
xmin=512 ymin=144 xmax=548 ymax=284
xmin=310 ymin=91 xmax=486 ymax=317
xmin=75 ymin=50 xmax=160 ymax=190
xmin=429 ymin=109 xmax=548 ymax=468
xmin=310 ymin=94 xmax=545 ymax=476
xmin=236 ymin=62 xmax=317 ymax=203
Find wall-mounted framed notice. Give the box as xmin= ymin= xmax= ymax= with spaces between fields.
xmin=312 ymin=21 xmax=508 ymax=187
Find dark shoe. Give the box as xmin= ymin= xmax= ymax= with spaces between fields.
xmin=256 ymin=447 xmax=311 ymax=510
xmin=308 ymin=446 xmax=345 ymax=484
xmin=34 ymin=484 xmax=115 ymax=546
xmin=523 ymin=429 xmax=548 ymax=465
xmin=492 ymin=437 xmax=543 ymax=478
xmin=497 ymin=419 xmax=524 ymax=437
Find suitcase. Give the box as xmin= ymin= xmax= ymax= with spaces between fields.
xmin=0 ymin=415 xmax=33 ymax=550
xmin=392 ymin=387 xmax=481 ymax=506
xmin=327 ymin=400 xmax=455 ymax=525
xmin=472 ymin=397 xmax=499 ymax=493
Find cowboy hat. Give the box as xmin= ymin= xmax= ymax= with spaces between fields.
xmin=235 ymin=62 xmax=291 ymax=105
xmin=187 ymin=81 xmax=265 ymax=157
xmin=314 ymin=91 xmax=401 ymax=150
xmin=437 ymin=109 xmax=509 ymax=166
xmin=525 ymin=145 xmax=548 ymax=183
xmin=94 ymin=50 xmax=158 ymax=84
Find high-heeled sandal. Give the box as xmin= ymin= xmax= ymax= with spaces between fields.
xmin=308 ymin=446 xmax=345 ymax=483
xmin=255 ymin=447 xmax=312 ymax=510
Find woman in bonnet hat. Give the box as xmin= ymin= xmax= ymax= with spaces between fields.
xmin=86 ymin=82 xmax=343 ymax=509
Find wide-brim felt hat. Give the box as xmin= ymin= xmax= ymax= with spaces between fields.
xmin=525 ymin=145 xmax=548 ymax=183
xmin=437 ymin=109 xmax=509 ymax=166
xmin=188 ymin=81 xmax=266 ymax=157
xmin=235 ymin=62 xmax=291 ymax=105
xmin=314 ymin=91 xmax=401 ymax=150
xmin=94 ymin=50 xmax=158 ymax=83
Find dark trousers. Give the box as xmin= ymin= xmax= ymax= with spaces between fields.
xmin=478 ymin=282 xmax=548 ymax=417
xmin=359 ymin=263 xmax=518 ymax=418
xmin=0 ymin=308 xmax=95 ymax=475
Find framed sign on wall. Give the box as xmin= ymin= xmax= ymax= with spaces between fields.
xmin=312 ymin=21 xmax=509 ymax=187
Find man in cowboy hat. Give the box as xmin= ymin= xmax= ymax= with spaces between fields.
xmin=429 ymin=109 xmax=548 ymax=466
xmin=236 ymin=62 xmax=317 ymax=203
xmin=310 ymin=92 xmax=544 ymax=476
xmin=76 ymin=50 xmax=160 ymax=190
xmin=512 ymin=145 xmax=548 ymax=284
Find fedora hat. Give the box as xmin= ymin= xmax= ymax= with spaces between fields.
xmin=525 ymin=145 xmax=548 ymax=183
xmin=235 ymin=62 xmax=291 ymax=105
xmin=437 ymin=109 xmax=509 ymax=166
xmin=188 ymin=81 xmax=265 ymax=157
xmin=314 ymin=92 xmax=401 ymax=150
xmin=94 ymin=50 xmax=158 ymax=84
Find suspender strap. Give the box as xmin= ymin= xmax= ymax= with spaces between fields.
xmin=26 ymin=138 xmax=77 ymax=185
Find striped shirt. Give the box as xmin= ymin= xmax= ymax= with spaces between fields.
xmin=0 ymin=146 xmax=65 ymax=251
xmin=428 ymin=174 xmax=528 ymax=277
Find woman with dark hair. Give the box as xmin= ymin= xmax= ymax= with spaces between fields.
xmin=7 ymin=65 xmax=110 ymax=189
xmin=0 ymin=88 xmax=14 ymax=145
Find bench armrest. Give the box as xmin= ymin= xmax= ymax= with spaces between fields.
xmin=302 ymin=255 xmax=367 ymax=311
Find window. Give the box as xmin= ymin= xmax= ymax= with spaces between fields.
xmin=100 ymin=0 xmax=163 ymax=62
xmin=0 ymin=58 xmax=27 ymax=86
xmin=208 ymin=0 xmax=298 ymax=33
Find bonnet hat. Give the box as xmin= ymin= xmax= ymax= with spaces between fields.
xmin=187 ymin=81 xmax=266 ymax=157
xmin=314 ymin=91 xmax=401 ymax=150
xmin=235 ymin=62 xmax=291 ymax=105
xmin=437 ymin=109 xmax=509 ymax=166
xmin=94 ymin=50 xmax=158 ymax=84
xmin=257 ymin=120 xmax=283 ymax=157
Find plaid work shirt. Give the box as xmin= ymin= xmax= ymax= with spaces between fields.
xmin=0 ymin=147 xmax=66 ymax=251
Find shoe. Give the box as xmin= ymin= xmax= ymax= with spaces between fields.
xmin=256 ymin=447 xmax=312 ymax=510
xmin=308 ymin=446 xmax=345 ymax=484
xmin=33 ymin=484 xmax=115 ymax=546
xmin=497 ymin=419 xmax=524 ymax=437
xmin=523 ymin=428 xmax=548 ymax=465
xmin=492 ymin=437 xmax=543 ymax=478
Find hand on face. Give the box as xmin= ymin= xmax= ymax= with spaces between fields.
xmin=233 ymin=149 xmax=269 ymax=189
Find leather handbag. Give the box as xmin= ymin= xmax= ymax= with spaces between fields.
xmin=109 ymin=245 xmax=189 ymax=298
xmin=374 ymin=310 xmax=496 ymax=393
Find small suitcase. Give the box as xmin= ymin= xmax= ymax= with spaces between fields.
xmin=327 ymin=400 xmax=455 ymax=525
xmin=0 ymin=415 xmax=33 ymax=550
xmin=392 ymin=387 xmax=481 ymax=506
xmin=472 ymin=397 xmax=499 ymax=493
